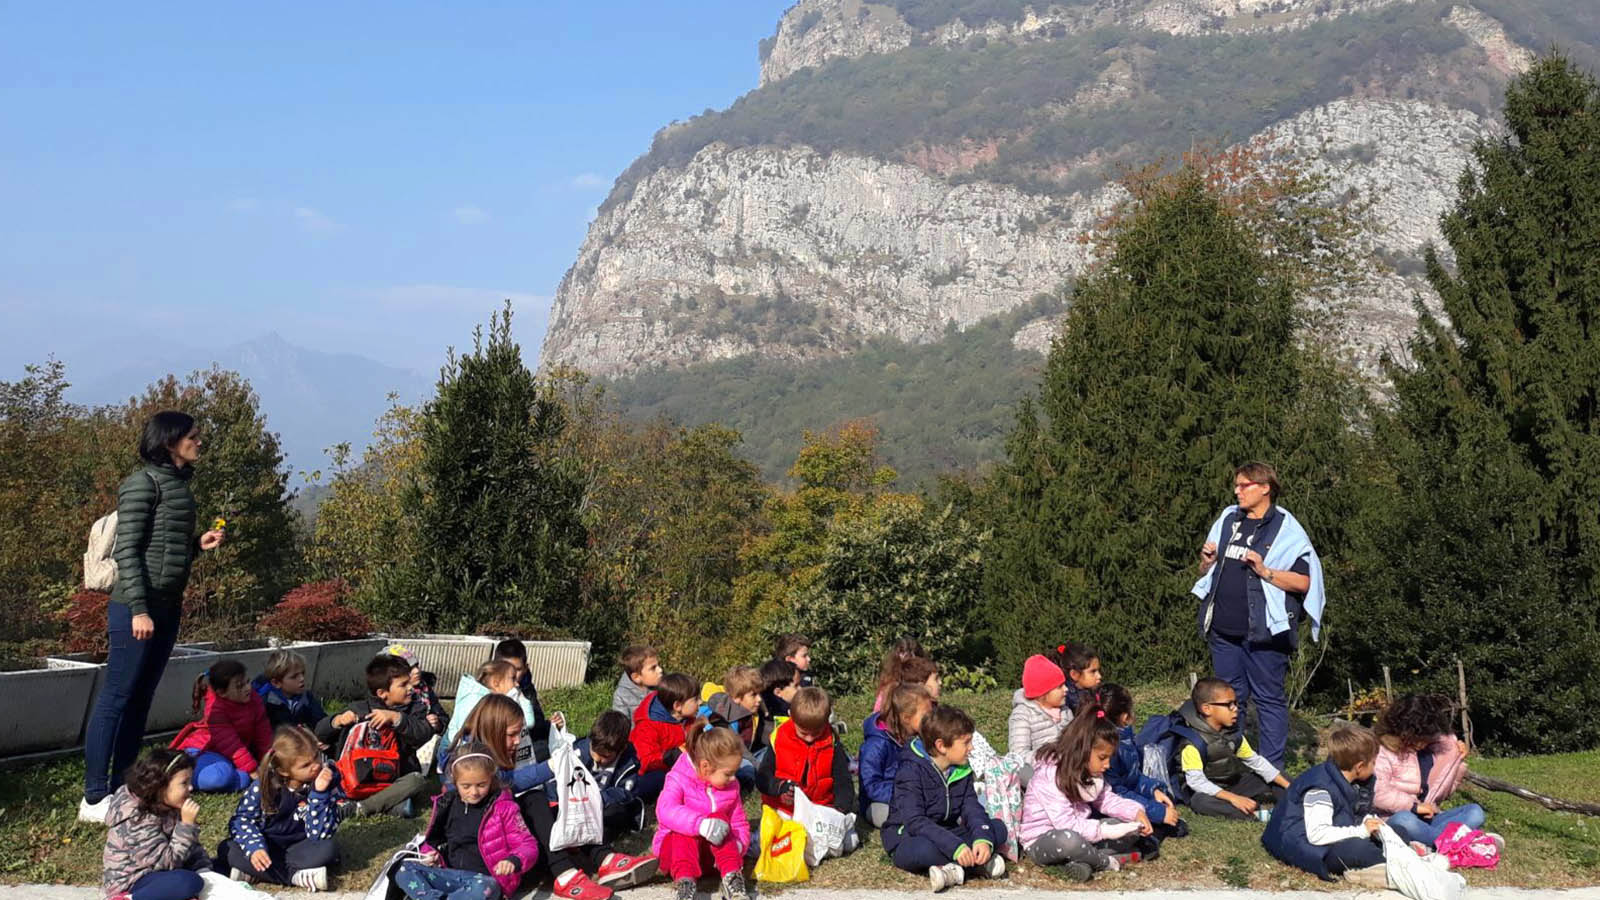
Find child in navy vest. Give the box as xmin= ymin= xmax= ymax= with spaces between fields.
xmin=1262 ymin=726 xmax=1383 ymax=882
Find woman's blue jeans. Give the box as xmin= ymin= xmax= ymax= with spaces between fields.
xmin=84 ymin=599 xmax=182 ymax=803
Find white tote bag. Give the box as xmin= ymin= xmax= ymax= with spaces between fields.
xmin=199 ymin=869 xmax=278 ymax=899
xmin=1379 ymin=823 xmax=1467 ymax=900
xmin=549 ymin=724 xmax=605 ymax=851
xmin=792 ymin=787 xmax=853 ymax=867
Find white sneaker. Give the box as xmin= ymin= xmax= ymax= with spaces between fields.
xmin=929 ymin=862 xmax=965 ymax=892
xmin=230 ymin=868 xmax=258 ymax=884
xmin=77 ymin=796 xmax=110 ymax=825
xmin=982 ymin=854 xmax=1006 ymax=879
xmin=291 ymin=866 xmax=328 ymax=891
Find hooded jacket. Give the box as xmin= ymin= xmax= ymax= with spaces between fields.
xmin=251 ymin=674 xmax=327 ymax=732
xmin=170 ymin=687 xmax=274 ymax=774
xmin=1006 ymin=688 xmax=1066 ymax=763
xmin=858 ymin=712 xmax=907 ymax=814
xmin=631 ymin=692 xmax=689 ymax=775
xmin=882 ymin=737 xmax=999 ymax=862
xmin=1107 ymin=724 xmax=1172 ymax=821
xmin=612 ymin=670 xmax=649 ymax=716
xmin=102 ymin=786 xmax=209 ymax=896
xmin=652 ymin=752 xmax=751 ymax=856
xmin=756 ymin=718 xmax=854 ymax=814
xmin=1018 ymin=759 xmax=1147 ymax=847
xmin=443 ymin=674 xmax=537 ymax=751
xmin=110 ymin=463 xmax=198 ymax=615
xmin=421 ymin=787 xmax=540 ymax=897
xmin=702 ymin=691 xmax=758 ymax=759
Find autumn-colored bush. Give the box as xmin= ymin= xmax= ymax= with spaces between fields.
xmin=61 ymin=589 xmax=110 ymax=655
xmin=256 ymin=580 xmax=373 ymax=642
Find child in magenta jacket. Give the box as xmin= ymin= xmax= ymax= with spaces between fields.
xmin=402 ymin=744 xmax=540 ymax=900
xmin=654 ymin=723 xmax=751 ymax=900
xmin=170 ymin=660 xmax=273 ymax=793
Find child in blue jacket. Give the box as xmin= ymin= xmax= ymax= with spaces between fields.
xmin=859 ymin=684 xmax=932 ymax=828
xmin=1102 ymin=684 xmax=1187 ymax=839
xmin=883 ymin=705 xmax=1008 ymax=893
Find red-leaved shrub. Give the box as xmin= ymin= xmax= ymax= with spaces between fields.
xmin=61 ymin=590 xmax=111 ymax=656
xmin=256 ymin=579 xmax=373 ymax=642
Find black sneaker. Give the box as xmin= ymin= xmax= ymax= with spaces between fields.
xmin=721 ymin=871 xmax=749 ymax=900
xmin=675 ymin=878 xmax=697 ymax=900
xmin=1062 ymin=861 xmax=1093 ymax=883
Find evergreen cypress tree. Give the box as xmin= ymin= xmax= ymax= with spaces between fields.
xmin=1343 ymin=56 xmax=1600 ymax=751
xmin=393 ymin=304 xmax=588 ymax=634
xmin=986 ymin=171 xmax=1361 ymax=682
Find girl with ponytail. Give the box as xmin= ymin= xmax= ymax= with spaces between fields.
xmin=654 ymin=721 xmax=751 ymax=900
xmin=219 ymin=726 xmax=344 ymax=891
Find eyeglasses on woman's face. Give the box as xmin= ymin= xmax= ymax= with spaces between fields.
xmin=1233 ymin=480 xmax=1262 ymax=493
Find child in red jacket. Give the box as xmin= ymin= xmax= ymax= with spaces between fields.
xmin=171 ymin=660 xmax=273 ymax=792
xmin=631 ymin=673 xmax=701 ymax=802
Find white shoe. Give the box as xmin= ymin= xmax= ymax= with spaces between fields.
xmin=929 ymin=862 xmax=965 ymax=892
xmin=983 ymin=855 xmax=1006 ymax=878
xmin=77 ymin=796 xmax=110 ymax=825
xmin=291 ymin=866 xmax=328 ymax=891
xmin=230 ymin=868 xmax=258 ymax=884
xmin=1486 ymin=831 xmax=1506 ymax=852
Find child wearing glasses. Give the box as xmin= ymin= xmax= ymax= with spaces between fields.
xmin=1177 ymin=678 xmax=1289 ymax=820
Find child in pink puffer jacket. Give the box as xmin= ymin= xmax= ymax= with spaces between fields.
xmin=401 ymin=744 xmax=540 ymax=900
xmin=1373 ymin=694 xmax=1503 ymax=852
xmin=1018 ymin=706 xmax=1158 ymax=883
xmin=654 ymin=722 xmax=751 ymax=900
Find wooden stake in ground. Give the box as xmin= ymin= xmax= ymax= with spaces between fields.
xmin=1383 ymin=665 xmax=1393 ymax=703
xmin=1456 ymin=656 xmax=1473 ymax=749
xmin=1466 ymin=772 xmax=1600 ymax=817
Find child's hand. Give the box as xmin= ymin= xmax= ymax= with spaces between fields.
xmin=334 ymin=710 xmax=359 ymax=728
xmin=426 ymin=713 xmax=440 ymax=729
xmin=368 ymin=709 xmax=402 ymax=728
xmin=1416 ymin=802 xmax=1439 ymax=818
xmin=1135 ymin=811 xmax=1154 ymax=836
xmin=250 ymin=849 xmax=272 ymax=872
xmin=550 ymin=711 xmax=566 ymax=730
xmin=972 ymin=842 xmax=992 ymax=866
xmin=314 ymin=764 xmax=335 ymax=792
xmin=1455 ymin=738 xmax=1470 ymax=760
xmin=1364 ymin=816 xmax=1382 ymax=837
xmin=698 ymin=818 xmax=731 ymax=845
xmin=180 ymin=799 xmax=201 ymax=825
xmin=1163 ymin=803 xmax=1180 ymax=826
xmin=1226 ymin=793 xmax=1258 ymax=816
xmin=494 ymin=860 xmax=516 ymax=876
xmin=955 ymin=846 xmax=977 ymax=868
xmin=421 ymin=850 xmax=441 ymax=867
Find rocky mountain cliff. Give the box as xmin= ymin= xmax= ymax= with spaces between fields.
xmin=542 ymin=0 xmax=1586 ymax=380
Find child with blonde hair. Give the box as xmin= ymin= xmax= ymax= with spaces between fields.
xmin=252 ymin=650 xmax=326 ymax=732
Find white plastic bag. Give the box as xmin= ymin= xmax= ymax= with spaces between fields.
xmin=550 ymin=724 xmax=604 ymax=851
xmin=199 ymin=869 xmax=278 ymax=899
xmin=362 ymin=834 xmax=427 ymax=900
xmin=1379 ymin=823 xmax=1467 ymax=900
xmin=793 ymin=786 xmax=853 ymax=867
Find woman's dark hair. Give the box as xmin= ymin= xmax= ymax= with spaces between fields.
xmin=876 ymin=638 xmax=930 ymax=704
xmin=1376 ymin=693 xmax=1454 ymax=752
xmin=192 ymin=659 xmax=247 ymax=716
xmin=1037 ymin=702 xmax=1120 ymax=793
xmin=1100 ymin=683 xmax=1134 ymax=726
xmin=139 ymin=411 xmax=196 ymax=466
xmin=125 ymin=748 xmax=194 ymax=812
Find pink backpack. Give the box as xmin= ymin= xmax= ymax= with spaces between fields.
xmin=1435 ymin=822 xmax=1500 ymax=869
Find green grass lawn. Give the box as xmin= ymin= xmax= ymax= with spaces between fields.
xmin=4 ymin=682 xmax=1598 ymax=892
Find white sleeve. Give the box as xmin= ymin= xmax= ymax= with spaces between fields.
xmin=1242 ymin=753 xmax=1281 ymax=784
xmin=1304 ymin=789 xmax=1370 ymax=846
xmin=1184 ymin=767 xmax=1223 ymax=797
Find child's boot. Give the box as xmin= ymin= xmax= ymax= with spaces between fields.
xmin=1060 ymin=861 xmax=1093 ymax=882
xmin=928 ymin=862 xmax=965 ymax=892
xmin=674 ymin=878 xmax=697 ymax=900
xmin=720 ymin=871 xmax=749 ymax=900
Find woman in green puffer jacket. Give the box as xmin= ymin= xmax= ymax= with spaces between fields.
xmin=81 ymin=411 xmax=227 ymax=822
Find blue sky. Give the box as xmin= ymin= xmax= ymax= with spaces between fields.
xmin=0 ymin=1 xmax=788 ymax=377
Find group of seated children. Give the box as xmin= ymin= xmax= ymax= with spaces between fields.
xmin=100 ymin=632 xmax=1499 ymax=900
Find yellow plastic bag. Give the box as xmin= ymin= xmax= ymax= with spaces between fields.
xmin=754 ymin=805 xmax=810 ymax=884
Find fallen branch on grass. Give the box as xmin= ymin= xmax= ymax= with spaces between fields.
xmin=1466 ymin=772 xmax=1600 ymax=817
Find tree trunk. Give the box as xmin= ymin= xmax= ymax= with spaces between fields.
xmin=1466 ymin=772 xmax=1600 ymax=817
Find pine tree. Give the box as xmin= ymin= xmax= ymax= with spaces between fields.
xmin=392 ymin=304 xmax=587 ymax=635
xmin=1342 ymin=56 xmax=1600 ymax=751
xmin=986 ymin=171 xmax=1362 ymax=683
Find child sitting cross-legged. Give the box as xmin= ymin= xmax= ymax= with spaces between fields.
xmin=1101 ymin=683 xmax=1186 ymax=839
xmin=220 ymin=726 xmax=345 ymax=891
xmin=577 ymin=710 xmax=646 ymax=841
xmin=1373 ymin=694 xmax=1501 ymax=852
xmin=1008 ymin=654 xmax=1069 ymax=786
xmin=756 ymin=687 xmax=860 ymax=856
xmin=860 ymin=685 xmax=934 ymax=828
xmin=102 ymin=749 xmax=212 ymax=900
xmin=252 ymin=650 xmax=327 ymax=734
xmin=399 ymin=741 xmax=540 ymax=900
xmin=1018 ymin=704 xmax=1157 ymax=883
xmin=630 ymin=673 xmax=701 ymax=802
xmin=655 ymin=722 xmax=752 ymax=900
xmin=315 ymin=654 xmax=435 ymax=817
xmin=1262 ymin=725 xmax=1390 ymax=886
xmin=170 ymin=660 xmax=273 ymax=793
xmin=884 ymin=705 xmax=1008 ymax=892
xmin=1176 ymin=678 xmax=1289 ymax=820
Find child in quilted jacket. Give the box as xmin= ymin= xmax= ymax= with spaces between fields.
xmin=1008 ymin=655 xmax=1068 ymax=785
xmin=398 ymin=743 xmax=541 ymax=900
xmin=170 ymin=659 xmax=273 ymax=792
xmin=654 ymin=723 xmax=752 ymax=900
xmin=219 ymin=726 xmax=345 ymax=891
xmin=1374 ymin=694 xmax=1503 ymax=851
xmin=1101 ymin=684 xmax=1184 ymax=836
xmin=630 ymin=673 xmax=701 ymax=801
xmin=860 ymin=684 xmax=933 ymax=827
xmin=1018 ymin=704 xmax=1156 ymax=883
xmin=102 ymin=749 xmax=211 ymax=900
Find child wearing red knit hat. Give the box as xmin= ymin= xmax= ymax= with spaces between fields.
xmin=1008 ymin=655 xmax=1070 ymax=786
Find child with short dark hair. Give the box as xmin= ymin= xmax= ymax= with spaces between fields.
xmin=402 ymin=742 xmax=541 ymax=900
xmin=654 ymin=723 xmax=751 ymax=900
xmin=630 ymin=673 xmax=701 ymax=801
xmin=579 ymin=710 xmax=647 ymax=840
xmin=314 ymin=655 xmax=435 ymax=817
xmin=220 ymin=726 xmax=345 ymax=890
xmin=384 ymin=643 xmax=446 ymax=737
xmin=612 ymin=645 xmax=663 ymax=716
xmin=756 ymin=688 xmax=860 ymax=856
xmin=861 ymin=684 xmax=933 ymax=828
xmin=1263 ymin=725 xmax=1387 ymax=883
xmin=494 ymin=638 xmax=562 ymax=743
xmin=884 ymin=705 xmax=1008 ymax=892
xmin=252 ymin=650 xmax=327 ymax=733
xmin=1176 ymin=678 xmax=1288 ymax=820
xmin=1101 ymin=684 xmax=1184 ymax=836
xmin=102 ymin=749 xmax=211 ymax=900
xmin=170 ymin=659 xmax=273 ymax=792
xmin=755 ymin=659 xmax=800 ymax=751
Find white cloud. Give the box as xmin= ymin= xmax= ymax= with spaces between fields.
xmin=451 ymin=205 xmax=490 ymax=225
xmin=293 ymin=206 xmax=340 ymax=234
xmin=569 ymin=172 xmax=608 ymax=190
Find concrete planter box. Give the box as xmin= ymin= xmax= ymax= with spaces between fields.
xmin=0 ymin=658 xmax=102 ymax=755
xmin=307 ymin=638 xmax=388 ymax=700
xmin=524 ymin=640 xmax=591 ymax=689
xmin=147 ymin=646 xmax=222 ymax=732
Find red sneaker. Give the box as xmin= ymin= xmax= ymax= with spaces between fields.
xmin=595 ymin=852 xmax=660 ymax=888
xmin=554 ymin=871 xmax=614 ymax=900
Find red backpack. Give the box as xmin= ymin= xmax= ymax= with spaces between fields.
xmin=335 ymin=719 xmax=402 ymax=799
